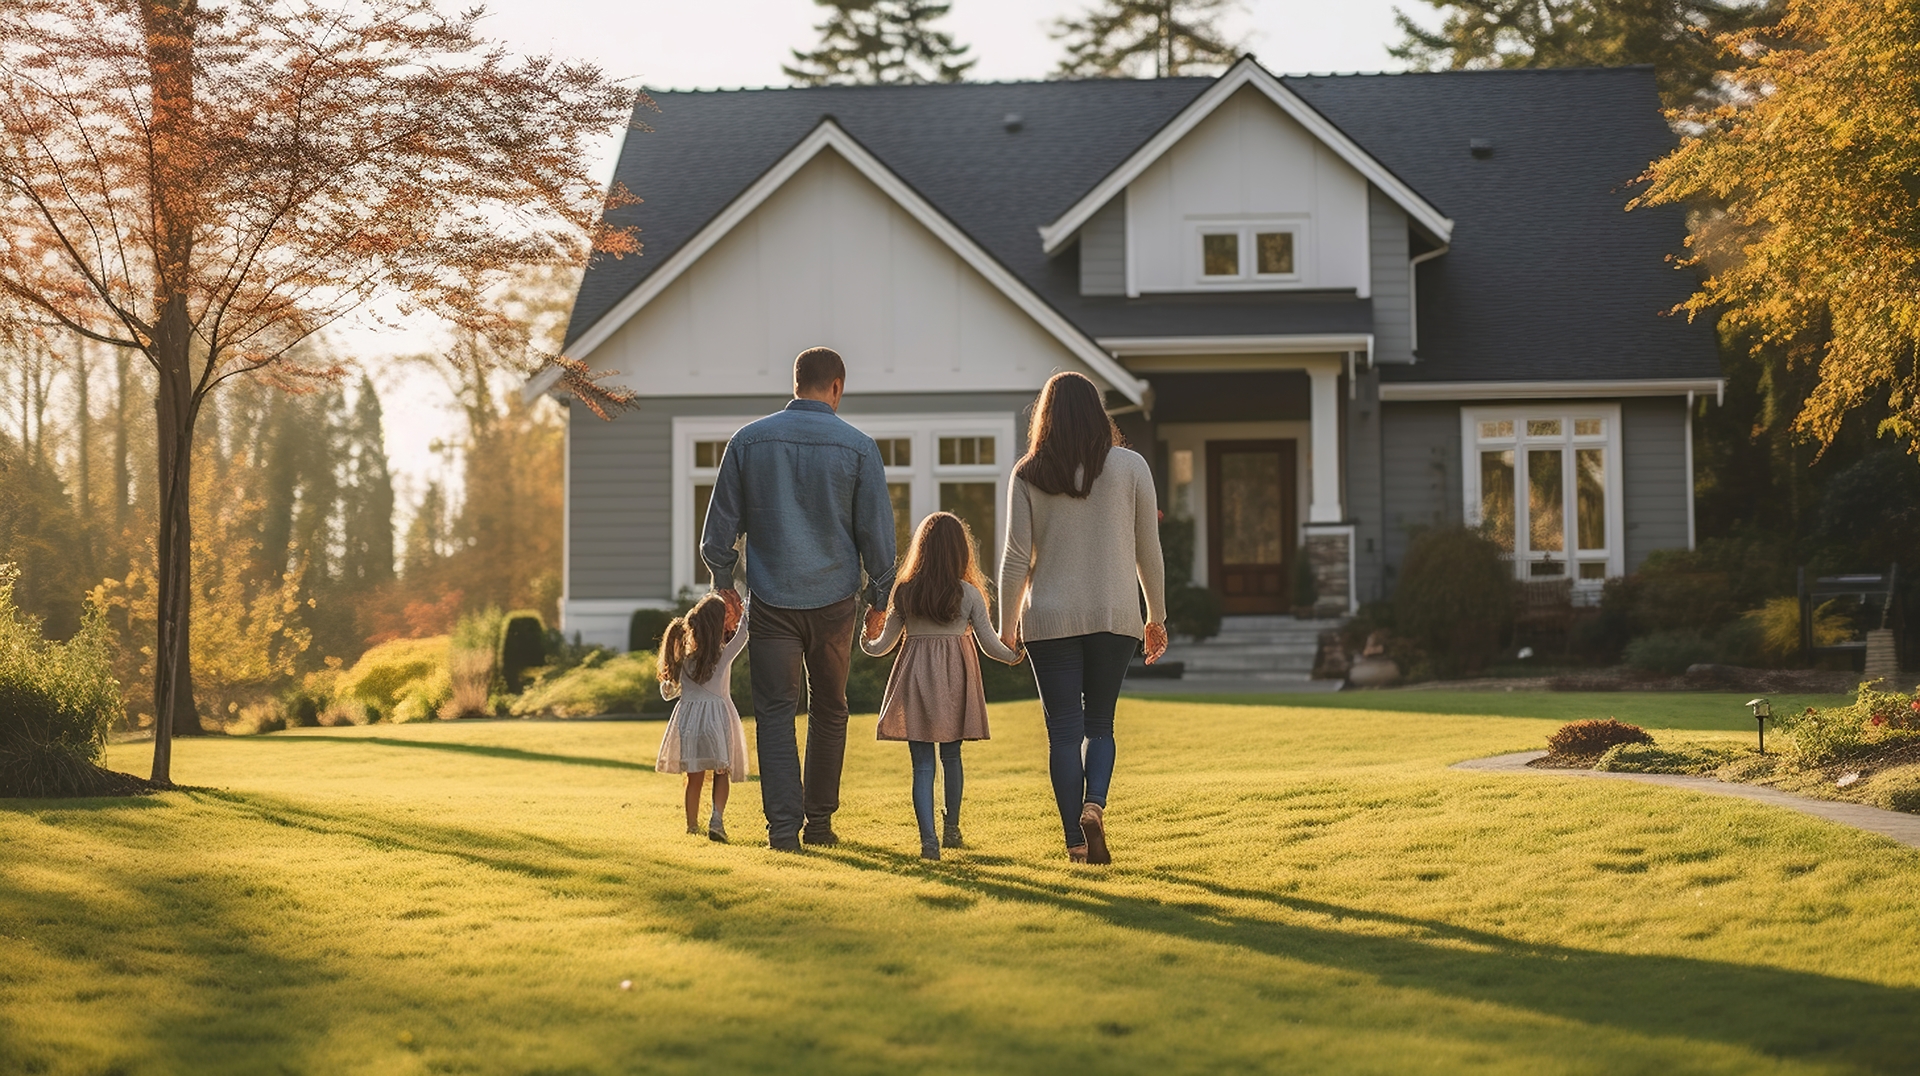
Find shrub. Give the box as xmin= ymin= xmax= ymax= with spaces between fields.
xmin=510 ymin=650 xmax=666 ymax=718
xmin=442 ymin=608 xmax=503 ymax=720
xmin=391 ymin=667 xmax=452 ymax=723
xmin=333 ymin=636 xmax=446 ymax=718
xmin=1745 ymin=596 xmax=1853 ymax=666
xmin=1164 ymin=584 xmax=1222 ymax=642
xmin=1547 ymin=719 xmax=1653 ymax=758
xmin=629 ymin=608 xmax=676 ymax=654
xmin=223 ymin=698 xmax=288 ymax=736
xmin=1781 ymin=704 xmax=1869 ymax=767
xmin=1869 ymin=767 xmax=1920 ymax=814
xmin=318 ymin=698 xmax=373 ymax=727
xmin=1627 ymin=549 xmax=1737 ymax=633
xmin=500 ymin=612 xmax=546 ymax=692
xmin=1291 ymin=554 xmax=1318 ymax=610
xmin=1393 ymin=527 xmax=1512 ymax=674
xmin=0 ymin=566 xmax=130 ymax=797
xmin=1596 ymin=740 xmax=1737 ymax=775
xmin=1622 ymin=630 xmax=1720 ymax=675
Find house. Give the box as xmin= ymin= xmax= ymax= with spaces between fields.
xmin=533 ymin=58 xmax=1721 ymax=652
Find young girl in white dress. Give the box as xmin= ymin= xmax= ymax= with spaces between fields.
xmin=656 ymin=593 xmax=751 ymax=843
xmin=862 ymin=512 xmax=1021 ymax=861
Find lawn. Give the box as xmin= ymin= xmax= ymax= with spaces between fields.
xmin=3 ymin=694 xmax=1917 ymax=1075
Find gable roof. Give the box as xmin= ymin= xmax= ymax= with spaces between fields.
xmin=1036 ymin=57 xmax=1453 ymax=255
xmin=565 ymin=66 xmax=1717 ymax=388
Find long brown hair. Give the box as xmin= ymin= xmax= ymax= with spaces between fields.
xmin=1016 ymin=371 xmax=1123 ymax=498
xmin=659 ymin=593 xmax=728 ymax=687
xmin=891 ymin=512 xmax=990 ymax=624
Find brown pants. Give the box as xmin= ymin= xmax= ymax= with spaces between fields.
xmin=747 ymin=597 xmax=856 ymax=844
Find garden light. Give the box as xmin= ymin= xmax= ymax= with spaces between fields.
xmin=1746 ymin=697 xmax=1772 ymax=754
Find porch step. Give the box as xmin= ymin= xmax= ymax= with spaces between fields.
xmin=1166 ymin=616 xmax=1345 ymax=681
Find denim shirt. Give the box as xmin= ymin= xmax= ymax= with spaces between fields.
xmin=700 ymin=399 xmax=897 ymax=611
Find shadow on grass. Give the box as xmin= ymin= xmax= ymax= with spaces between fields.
xmin=263 ymin=735 xmax=659 ymax=774
xmin=814 ymin=844 xmax=1920 ymax=1073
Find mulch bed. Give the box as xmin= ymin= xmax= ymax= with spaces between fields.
xmin=0 ymin=761 xmax=167 ymax=799
xmin=1527 ymin=753 xmax=1604 ymax=769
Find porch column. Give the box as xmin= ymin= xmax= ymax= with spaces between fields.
xmin=1307 ymin=363 xmax=1343 ymax=523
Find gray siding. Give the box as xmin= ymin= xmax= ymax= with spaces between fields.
xmin=1368 ymin=186 xmax=1413 ymax=365
xmin=567 ymin=392 xmax=1039 ymax=604
xmin=1379 ymin=401 xmax=1463 ymax=594
xmin=1078 ymin=195 xmax=1126 ymax=296
xmin=1347 ymin=368 xmax=1386 ymax=604
xmin=1622 ymin=396 xmax=1691 ymax=569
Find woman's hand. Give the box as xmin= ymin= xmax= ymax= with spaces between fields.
xmin=999 ymin=628 xmax=1020 ymax=657
xmin=1143 ymin=622 xmax=1168 ymax=665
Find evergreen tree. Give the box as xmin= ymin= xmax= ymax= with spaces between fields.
xmin=785 ymin=0 xmax=976 ymax=86
xmin=341 ymin=376 xmax=395 ymax=591
xmin=1052 ymin=0 xmax=1243 ymax=79
xmin=1390 ymin=0 xmax=1782 ymax=107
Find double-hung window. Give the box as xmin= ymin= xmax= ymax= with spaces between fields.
xmin=1462 ymin=406 xmax=1623 ymax=588
xmin=1194 ymin=219 xmax=1305 ymax=286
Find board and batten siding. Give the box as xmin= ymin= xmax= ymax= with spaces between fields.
xmin=1621 ymin=396 xmax=1692 ymax=569
xmin=1368 ymin=187 xmax=1413 ymax=366
xmin=585 ymin=148 xmax=1103 ymax=399
xmin=1126 ymin=85 xmax=1371 ymax=296
xmin=1078 ymin=195 xmax=1126 ymax=296
xmin=565 ymin=392 xmax=1038 ymax=651
xmin=1378 ymin=401 xmax=1462 ymax=593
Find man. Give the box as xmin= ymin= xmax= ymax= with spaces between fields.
xmin=701 ymin=347 xmax=895 ymax=851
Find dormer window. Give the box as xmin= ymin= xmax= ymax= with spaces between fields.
xmin=1192 ymin=220 xmax=1304 ymax=285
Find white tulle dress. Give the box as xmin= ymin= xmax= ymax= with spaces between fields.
xmin=655 ymin=622 xmax=752 ymax=777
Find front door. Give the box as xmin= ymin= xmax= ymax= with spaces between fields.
xmin=1206 ymin=440 xmax=1296 ymax=614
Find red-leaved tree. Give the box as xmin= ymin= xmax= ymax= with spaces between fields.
xmin=0 ymin=0 xmax=640 ymax=784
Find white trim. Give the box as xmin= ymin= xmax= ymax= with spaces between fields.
xmin=549 ymin=120 xmax=1147 ymax=405
xmin=670 ymin=412 xmax=1018 ymax=599
xmin=1460 ymin=405 xmax=1625 ymax=587
xmin=1685 ymin=399 xmax=1697 ymax=550
xmin=560 ymin=409 xmax=573 ymax=626
xmin=1100 ymin=333 xmax=1372 ymax=358
xmin=1119 ymin=353 xmax=1347 ymax=376
xmin=1308 ymin=366 xmax=1343 ymax=523
xmin=1189 ymin=218 xmax=1307 ymax=289
xmin=1406 ymin=243 xmax=1449 ymax=355
xmin=1380 ymin=378 xmax=1724 ymax=402
xmin=1039 ymin=57 xmax=1453 ymax=256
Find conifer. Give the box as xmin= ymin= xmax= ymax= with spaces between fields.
xmin=786 ymin=0 xmax=976 ymax=85
xmin=1052 ymin=0 xmax=1242 ymax=79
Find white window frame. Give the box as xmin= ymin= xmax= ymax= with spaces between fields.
xmin=671 ymin=412 xmax=1017 ymax=598
xmin=1460 ymin=404 xmax=1625 ymax=591
xmin=1190 ymin=217 xmax=1309 ymax=288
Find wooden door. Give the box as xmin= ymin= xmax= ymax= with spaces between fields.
xmin=1206 ymin=440 xmax=1296 ymax=614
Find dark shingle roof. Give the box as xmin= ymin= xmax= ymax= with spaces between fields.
xmin=568 ymin=68 xmax=1716 ymax=385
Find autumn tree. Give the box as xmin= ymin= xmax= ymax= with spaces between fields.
xmin=1391 ymin=0 xmax=1782 ymax=106
xmin=1053 ymin=0 xmax=1243 ymax=79
xmin=0 ymin=0 xmax=639 ymax=784
xmin=785 ymin=0 xmax=976 ymax=85
xmin=1635 ymin=0 xmax=1920 ymax=458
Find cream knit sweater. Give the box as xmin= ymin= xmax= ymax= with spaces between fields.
xmin=998 ymin=446 xmax=1167 ymax=643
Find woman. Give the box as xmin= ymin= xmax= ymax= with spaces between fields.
xmin=999 ymin=371 xmax=1167 ymax=865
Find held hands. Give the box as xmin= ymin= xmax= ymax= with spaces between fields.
xmin=1143 ymin=622 xmax=1169 ymax=666
xmin=864 ymin=606 xmax=888 ymax=643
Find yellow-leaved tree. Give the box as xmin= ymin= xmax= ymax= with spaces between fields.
xmin=1635 ymin=0 xmax=1920 ymax=452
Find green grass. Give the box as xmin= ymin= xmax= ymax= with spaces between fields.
xmin=3 ymin=695 xmax=1917 ymax=1074
xmin=1158 ymin=689 xmax=1855 ymax=731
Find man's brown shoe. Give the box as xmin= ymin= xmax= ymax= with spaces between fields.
xmin=1079 ymin=803 xmax=1111 ymax=865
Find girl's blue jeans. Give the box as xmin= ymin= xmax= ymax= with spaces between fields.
xmin=908 ymin=740 xmax=963 ymax=845
xmin=1025 ymin=632 xmax=1138 ymax=848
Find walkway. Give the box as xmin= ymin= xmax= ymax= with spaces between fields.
xmin=1454 ymin=751 xmax=1920 ymax=850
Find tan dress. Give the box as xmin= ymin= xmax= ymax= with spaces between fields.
xmin=861 ymin=583 xmax=1021 ymax=742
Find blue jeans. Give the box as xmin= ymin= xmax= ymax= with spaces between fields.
xmin=908 ymin=740 xmax=963 ymax=845
xmin=1025 ymin=633 xmax=1137 ymax=848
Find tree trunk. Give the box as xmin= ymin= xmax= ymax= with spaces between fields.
xmin=144 ymin=0 xmax=203 ymax=784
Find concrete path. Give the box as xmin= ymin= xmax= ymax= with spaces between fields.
xmin=1454 ymin=751 xmax=1920 ymax=850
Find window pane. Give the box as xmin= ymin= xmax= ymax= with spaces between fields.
xmin=1575 ymin=447 xmax=1606 ymax=551
xmin=694 ymin=440 xmax=728 ymax=469
xmin=1529 ymin=560 xmax=1566 ymax=577
xmin=1219 ymin=451 xmax=1284 ymax=565
xmin=940 ymin=482 xmax=997 ymax=569
xmin=877 ymin=438 xmax=911 ymax=467
xmin=1202 ymin=233 xmax=1239 ymax=276
xmin=976 ymin=437 xmax=994 ymax=465
xmin=1527 ymin=449 xmax=1564 ymax=552
xmin=938 ymin=436 xmax=992 ymax=467
xmin=888 ymin=482 xmax=912 ymax=566
xmin=1255 ymin=231 xmax=1294 ymax=274
xmin=1579 ymin=561 xmax=1607 ymax=580
xmin=1479 ymin=450 xmax=1515 ymax=553
xmin=1527 ymin=419 xmax=1562 ymax=438
xmin=1574 ymin=419 xmax=1604 ymax=437
xmin=693 ymin=484 xmax=714 ymax=584
xmin=1478 ymin=420 xmax=1513 ymax=440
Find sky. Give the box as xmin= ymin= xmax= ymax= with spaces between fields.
xmin=377 ymin=0 xmax=1428 ymax=501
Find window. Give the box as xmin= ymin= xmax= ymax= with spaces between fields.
xmin=938 ymin=436 xmax=995 ymax=466
xmin=694 ymin=439 xmax=728 ymax=468
xmin=1194 ymin=221 xmax=1304 ymax=284
xmin=876 ymin=438 xmax=911 ymax=467
xmin=1255 ymin=231 xmax=1294 ymax=275
xmin=935 ymin=433 xmax=1001 ymax=570
xmin=1464 ymin=407 xmax=1621 ymax=586
xmin=1202 ymin=233 xmax=1239 ymax=276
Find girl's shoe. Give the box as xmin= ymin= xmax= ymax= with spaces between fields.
xmin=941 ymin=812 xmax=964 ymax=849
xmin=686 ymin=822 xmax=701 ymax=836
xmin=920 ymin=839 xmax=941 ymax=861
xmin=708 ymin=820 xmax=729 ymax=843
xmin=1067 ymin=844 xmax=1088 ymax=864
xmin=1079 ymin=803 xmax=1111 ymax=865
